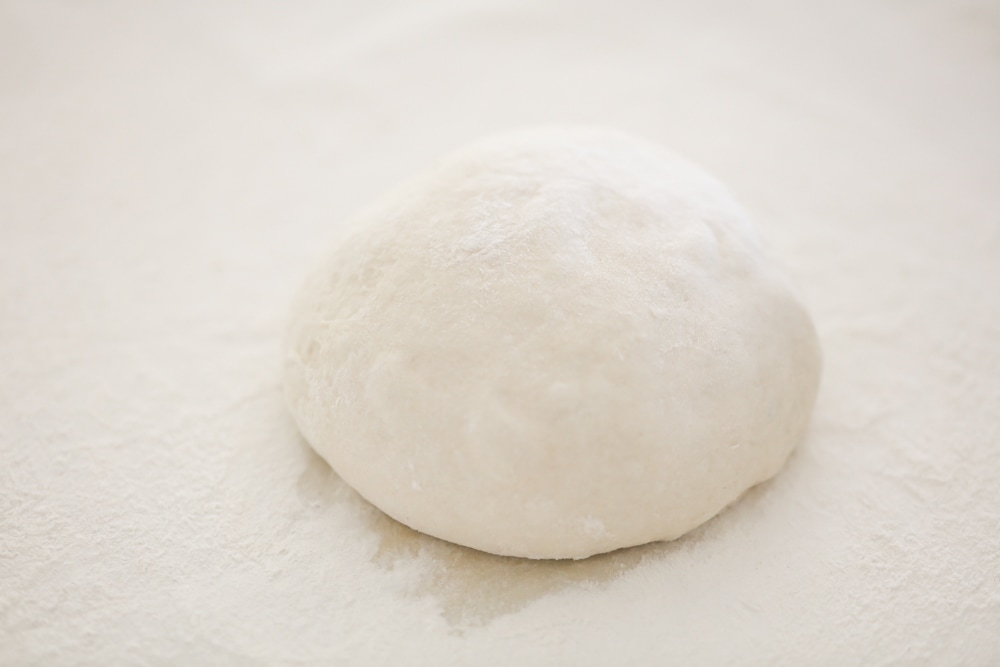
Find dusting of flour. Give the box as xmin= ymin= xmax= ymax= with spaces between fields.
xmin=1 ymin=0 xmax=998 ymax=664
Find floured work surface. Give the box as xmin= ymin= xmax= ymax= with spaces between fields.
xmin=2 ymin=0 xmax=998 ymax=664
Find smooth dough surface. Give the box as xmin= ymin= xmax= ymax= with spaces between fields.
xmin=284 ymin=127 xmax=821 ymax=559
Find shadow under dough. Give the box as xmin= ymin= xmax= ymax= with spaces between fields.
xmin=294 ymin=443 xmax=745 ymax=628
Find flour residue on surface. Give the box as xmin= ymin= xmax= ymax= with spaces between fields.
xmin=2 ymin=0 xmax=999 ymax=664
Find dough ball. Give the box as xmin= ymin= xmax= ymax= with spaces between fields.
xmin=284 ymin=127 xmax=821 ymax=560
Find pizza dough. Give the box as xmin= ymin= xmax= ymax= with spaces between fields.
xmin=283 ymin=127 xmax=821 ymax=560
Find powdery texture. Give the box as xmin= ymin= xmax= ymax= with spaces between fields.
xmin=2 ymin=0 xmax=999 ymax=665
xmin=285 ymin=127 xmax=821 ymax=559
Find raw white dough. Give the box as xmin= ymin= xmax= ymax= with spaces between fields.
xmin=284 ymin=127 xmax=821 ymax=559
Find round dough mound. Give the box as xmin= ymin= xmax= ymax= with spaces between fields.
xmin=284 ymin=127 xmax=821 ymax=560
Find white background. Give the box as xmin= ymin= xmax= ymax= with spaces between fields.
xmin=2 ymin=0 xmax=999 ymax=664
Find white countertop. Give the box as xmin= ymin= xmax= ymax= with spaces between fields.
xmin=3 ymin=0 xmax=998 ymax=664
